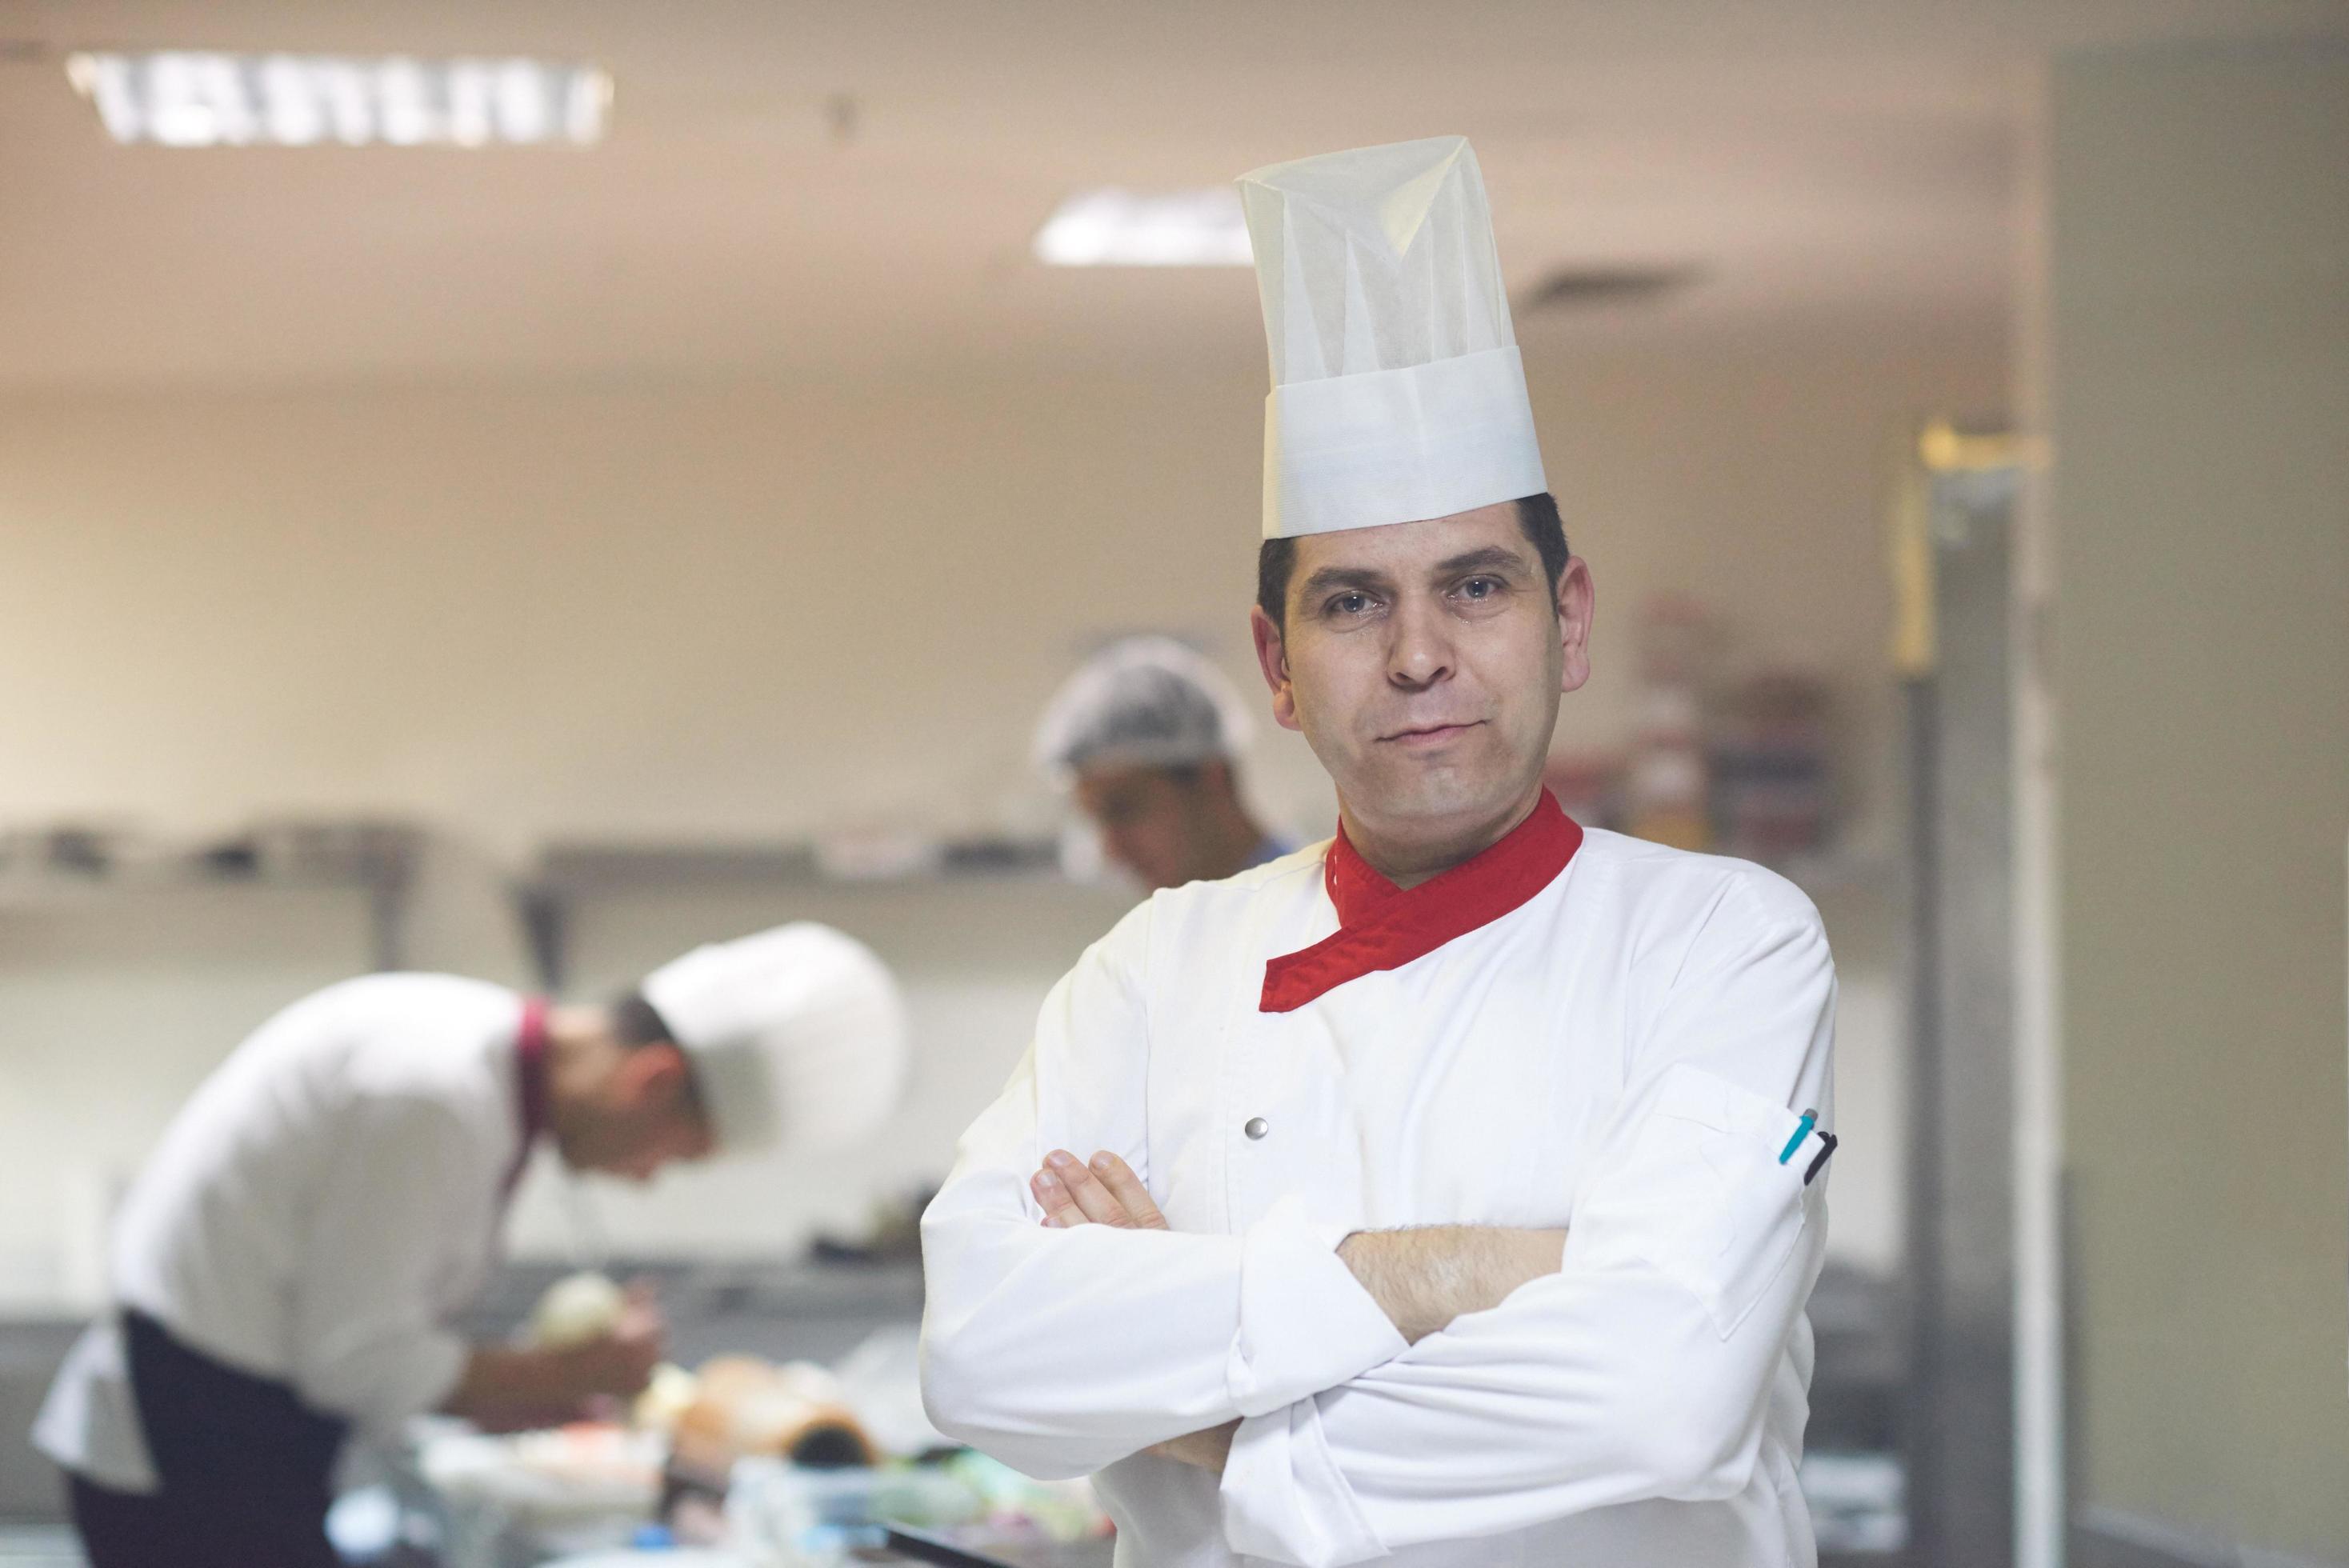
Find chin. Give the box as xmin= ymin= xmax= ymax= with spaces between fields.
xmin=1352 ymin=751 xmax=1539 ymax=830
xmin=1358 ymin=773 xmax=1499 ymax=826
xmin=1383 ymin=742 xmax=1495 ymax=794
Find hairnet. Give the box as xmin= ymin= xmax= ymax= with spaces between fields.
xmin=1032 ymin=636 xmax=1256 ymax=783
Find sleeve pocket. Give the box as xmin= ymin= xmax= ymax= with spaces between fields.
xmin=1577 ymin=1062 xmax=1811 ymax=1340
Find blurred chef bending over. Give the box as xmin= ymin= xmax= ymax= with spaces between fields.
xmin=34 ymin=922 xmax=908 ymax=1568
xmin=1035 ymin=635 xmax=1292 ymax=890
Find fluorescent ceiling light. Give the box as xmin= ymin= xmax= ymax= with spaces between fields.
xmin=1034 ymin=189 xmax=1253 ymax=266
xmin=64 ymin=51 xmax=612 ymax=148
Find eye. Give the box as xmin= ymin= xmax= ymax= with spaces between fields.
xmin=1457 ymin=576 xmax=1505 ymax=601
xmin=1326 ymin=590 xmax=1376 ymax=618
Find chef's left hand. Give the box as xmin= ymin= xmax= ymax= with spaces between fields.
xmin=1031 ymin=1150 xmax=1166 ymax=1229
xmin=1030 ymin=1150 xmax=1230 ymax=1472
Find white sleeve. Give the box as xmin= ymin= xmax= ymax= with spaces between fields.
xmin=919 ymin=902 xmax=1408 ymax=1481
xmin=1220 ymin=878 xmax=1836 ymax=1566
xmin=284 ymin=1094 xmax=474 ymax=1434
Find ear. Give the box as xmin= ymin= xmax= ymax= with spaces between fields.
xmin=616 ymin=1044 xmax=694 ymax=1110
xmin=1249 ymin=605 xmax=1302 ymax=732
xmin=1555 ymin=556 xmax=1595 ymax=696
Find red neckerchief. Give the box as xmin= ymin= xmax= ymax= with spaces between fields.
xmin=1259 ymin=790 xmax=1583 ymax=1014
xmin=502 ymin=997 xmax=550 ymax=1198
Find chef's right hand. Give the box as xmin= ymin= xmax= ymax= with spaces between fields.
xmin=556 ymin=1290 xmax=665 ymax=1399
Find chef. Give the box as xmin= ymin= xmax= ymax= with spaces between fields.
xmin=36 ymin=922 xmax=907 ymax=1568
xmin=1034 ymin=635 xmax=1293 ymax=890
xmin=921 ymin=137 xmax=1837 ymax=1566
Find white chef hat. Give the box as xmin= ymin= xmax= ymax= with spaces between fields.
xmin=1238 ymin=135 xmax=1547 ymax=538
xmin=640 ymin=922 xmax=908 ymax=1157
xmin=1032 ymin=635 xmax=1255 ymax=784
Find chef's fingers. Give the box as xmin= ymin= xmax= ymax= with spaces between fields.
xmin=1088 ymin=1153 xmax=1167 ymax=1230
xmin=1031 ymin=1168 xmax=1090 ymax=1228
xmin=614 ymin=1314 xmax=666 ymax=1362
xmin=614 ymin=1314 xmax=665 ymax=1374
xmin=1039 ymin=1150 xmax=1136 ymax=1226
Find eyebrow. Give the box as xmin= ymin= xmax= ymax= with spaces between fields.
xmin=1431 ymin=545 xmax=1531 ymax=578
xmin=1295 ymin=563 xmax=1394 ymax=604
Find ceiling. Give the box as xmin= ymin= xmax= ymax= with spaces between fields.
xmin=1 ymin=0 xmax=2342 ymax=390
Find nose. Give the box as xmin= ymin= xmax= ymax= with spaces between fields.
xmin=1386 ymin=594 xmax=1456 ymax=691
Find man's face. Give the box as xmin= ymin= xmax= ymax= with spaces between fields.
xmin=1251 ymin=503 xmax=1591 ymax=852
xmin=1074 ymin=762 xmax=1215 ymax=891
xmin=558 ymin=1046 xmax=717 ymax=1183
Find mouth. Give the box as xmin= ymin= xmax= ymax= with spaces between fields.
xmin=1379 ymin=720 xmax=1484 ymax=748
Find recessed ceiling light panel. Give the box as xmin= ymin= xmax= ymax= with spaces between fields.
xmin=64 ymin=51 xmax=613 ymax=148
xmin=1034 ymin=189 xmax=1253 ymax=267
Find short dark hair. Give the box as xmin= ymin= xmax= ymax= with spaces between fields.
xmin=608 ymin=992 xmax=706 ymax=1116
xmin=609 ymin=992 xmax=679 ymax=1050
xmin=1256 ymin=492 xmax=1571 ymax=629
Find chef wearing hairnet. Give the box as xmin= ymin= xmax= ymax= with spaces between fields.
xmin=1035 ymin=636 xmax=1291 ymax=890
xmin=37 ymin=922 xmax=906 ymax=1568
xmin=922 ymin=138 xmax=1836 ymax=1566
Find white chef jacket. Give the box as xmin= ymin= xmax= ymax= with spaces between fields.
xmin=921 ymin=825 xmax=1835 ymax=1567
xmin=34 ymin=974 xmax=530 ymax=1492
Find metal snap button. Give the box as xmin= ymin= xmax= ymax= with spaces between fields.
xmin=1243 ymin=1117 xmax=1269 ymax=1140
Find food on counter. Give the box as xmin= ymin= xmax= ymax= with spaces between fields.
xmin=413 ymin=1326 xmax=1103 ymax=1564
xmin=418 ymin=1420 xmax=665 ymax=1529
xmin=673 ymin=1355 xmax=877 ymax=1472
xmin=941 ymin=1450 xmax=1112 ymax=1542
xmin=634 ymin=1360 xmax=700 ymax=1434
xmin=530 ymin=1270 xmax=628 ymax=1349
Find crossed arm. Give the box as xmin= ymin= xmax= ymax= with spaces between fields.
xmin=1029 ymin=1146 xmax=1567 ymax=1472
xmin=919 ymin=887 xmax=1835 ymax=1566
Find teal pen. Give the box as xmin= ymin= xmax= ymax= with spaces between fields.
xmin=1779 ymin=1109 xmax=1818 ymax=1164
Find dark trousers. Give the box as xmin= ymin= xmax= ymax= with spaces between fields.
xmin=67 ymin=1311 xmax=349 ymax=1568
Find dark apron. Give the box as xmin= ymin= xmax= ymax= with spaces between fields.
xmin=69 ymin=1309 xmax=352 ymax=1568
xmin=70 ymin=997 xmax=552 ymax=1568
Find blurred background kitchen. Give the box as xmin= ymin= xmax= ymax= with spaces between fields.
xmin=0 ymin=2 xmax=2343 ymax=1566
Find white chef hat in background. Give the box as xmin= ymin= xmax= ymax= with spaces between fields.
xmin=1032 ymin=635 xmax=1256 ymax=786
xmin=1239 ymin=135 xmax=1547 ymax=539
xmin=641 ymin=922 xmax=908 ymax=1157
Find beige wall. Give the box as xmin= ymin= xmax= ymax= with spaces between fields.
xmin=2045 ymin=42 xmax=2349 ymax=1556
xmin=0 ymin=325 xmax=1999 ymax=853
xmin=0 ymin=320 xmax=2003 ymax=1285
